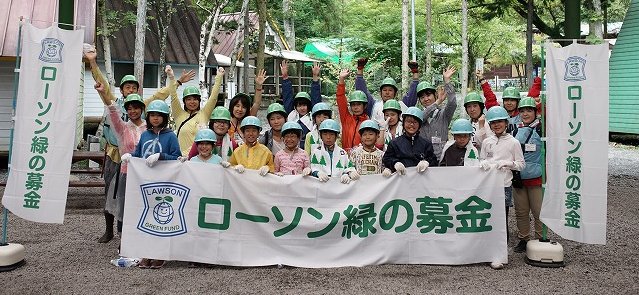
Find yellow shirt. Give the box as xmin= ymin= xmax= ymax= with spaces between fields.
xmin=229 ymin=143 xmax=275 ymax=172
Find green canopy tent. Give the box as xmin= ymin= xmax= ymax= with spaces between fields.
xmin=303 ymin=39 xmax=356 ymax=65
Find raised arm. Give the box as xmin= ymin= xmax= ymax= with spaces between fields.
xmin=310 ymin=62 xmax=322 ymax=107
xmin=403 ymin=61 xmax=420 ymax=107
xmin=477 ymin=70 xmax=499 ymax=110
xmin=94 ymin=81 xmax=116 ymax=106
xmin=250 ymin=68 xmax=266 ymax=116
xmin=280 ymin=60 xmax=294 ymax=114
xmin=354 ymin=58 xmax=375 ymax=117
xmin=83 ymin=46 xmax=112 ymax=98
xmin=201 ymin=67 xmax=225 ymax=118
xmin=441 ymin=66 xmax=458 ymax=122
xmin=165 ymin=65 xmax=189 ymax=118
xmin=336 ymin=69 xmax=351 ymax=126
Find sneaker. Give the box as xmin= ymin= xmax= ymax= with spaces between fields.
xmin=490 ymin=262 xmax=504 ymax=270
xmin=513 ymin=240 xmax=528 ymax=253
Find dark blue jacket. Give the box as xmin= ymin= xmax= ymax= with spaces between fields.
xmin=383 ymin=132 xmax=439 ymax=171
xmin=132 ymin=128 xmax=181 ymax=160
xmin=281 ymin=79 xmax=321 ymax=114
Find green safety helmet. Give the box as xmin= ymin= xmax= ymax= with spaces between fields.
xmin=182 ymin=86 xmax=201 ymax=99
xmin=518 ymin=97 xmax=537 ymax=110
xmin=379 ymin=77 xmax=398 ymax=93
xmin=239 ymin=116 xmax=262 ymax=132
xmin=311 ymin=102 xmax=332 ymax=119
xmin=383 ymin=100 xmax=402 ymax=114
xmin=281 ymin=121 xmax=303 ymax=137
xmin=402 ymin=106 xmax=424 ymax=124
xmin=486 ymin=106 xmax=509 ymax=123
xmin=463 ymin=92 xmax=484 ymax=107
xmin=294 ymin=92 xmax=312 ymax=104
xmin=194 ymin=128 xmax=217 ymax=143
xmin=502 ymin=87 xmax=521 ymax=100
xmin=266 ymin=103 xmax=287 ymax=119
xmin=146 ymin=100 xmax=170 ymax=115
xmin=210 ymin=106 xmax=231 ymax=121
xmin=416 ymin=81 xmax=436 ymax=96
xmin=319 ymin=119 xmax=341 ymax=134
xmin=358 ymin=119 xmax=380 ymax=135
xmin=123 ymin=93 xmax=144 ymax=109
xmin=119 ymin=75 xmax=139 ymax=89
xmin=348 ymin=90 xmax=368 ymax=104
xmin=450 ymin=118 xmax=474 ymax=135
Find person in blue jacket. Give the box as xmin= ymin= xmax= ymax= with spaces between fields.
xmin=280 ymin=60 xmax=322 ymax=148
xmin=382 ymin=107 xmax=438 ymax=177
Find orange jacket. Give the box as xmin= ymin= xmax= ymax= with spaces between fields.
xmin=337 ymin=83 xmax=369 ymax=152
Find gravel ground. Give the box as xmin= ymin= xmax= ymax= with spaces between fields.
xmin=1 ymin=143 xmax=638 ymax=294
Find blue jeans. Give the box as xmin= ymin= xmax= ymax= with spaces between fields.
xmin=504 ymin=186 xmax=513 ymax=207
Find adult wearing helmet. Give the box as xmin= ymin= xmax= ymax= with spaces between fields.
xmin=225 ymin=116 xmax=274 ymax=176
xmin=310 ymin=119 xmax=356 ymax=184
xmin=259 ymin=103 xmax=288 ymax=155
xmin=274 ymin=122 xmax=311 ymax=176
xmin=418 ymin=66 xmax=458 ymax=160
xmin=439 ymin=118 xmax=480 ymax=167
xmin=350 ymin=120 xmax=384 ymax=176
xmin=355 ymin=58 xmax=420 ymax=122
xmin=463 ymin=91 xmax=490 ymax=150
xmin=337 ymin=69 xmax=371 ymax=152
xmin=305 ymin=102 xmax=333 ymax=155
xmin=382 ymin=107 xmax=438 ymax=176
xmin=83 ymin=47 xmax=191 ymax=244
xmin=376 ymin=100 xmax=403 ymax=150
xmin=511 ymin=97 xmax=544 ymax=253
xmin=166 ymin=66 xmax=226 ymax=156
xmin=280 ymin=60 xmax=322 ymax=149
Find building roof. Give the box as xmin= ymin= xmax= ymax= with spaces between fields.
xmin=212 ymin=11 xmax=260 ymax=57
xmin=96 ymin=0 xmax=216 ymax=65
xmin=0 ymin=0 xmax=96 ymax=57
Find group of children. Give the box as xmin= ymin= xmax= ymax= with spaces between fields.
xmin=84 ymin=46 xmax=544 ymax=269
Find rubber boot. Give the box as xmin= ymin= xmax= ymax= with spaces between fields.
xmin=98 ymin=212 xmax=114 ymax=243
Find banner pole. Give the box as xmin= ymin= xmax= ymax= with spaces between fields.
xmin=1 ymin=18 xmax=24 ymax=245
xmin=540 ymin=42 xmax=548 ymax=241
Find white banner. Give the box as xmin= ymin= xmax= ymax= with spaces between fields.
xmin=542 ymin=43 xmax=608 ymax=244
xmin=2 ymin=24 xmax=83 ymax=223
xmin=122 ymin=159 xmax=507 ymax=268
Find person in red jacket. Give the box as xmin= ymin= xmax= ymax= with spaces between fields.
xmin=336 ymin=69 xmax=370 ymax=152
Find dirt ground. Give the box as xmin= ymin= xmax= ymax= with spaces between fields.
xmin=1 ymin=145 xmax=638 ymax=294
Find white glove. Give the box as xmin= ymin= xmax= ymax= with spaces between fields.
xmin=416 ymin=160 xmax=429 ymax=173
xmin=348 ymin=170 xmax=360 ymax=180
xmin=480 ymin=160 xmax=494 ymax=171
xmin=177 ymin=156 xmax=188 ymax=163
xmin=394 ymin=162 xmax=406 ymax=175
xmin=146 ymin=153 xmax=161 ymax=167
xmin=275 ymin=172 xmax=284 ymax=177
xmin=258 ymin=165 xmax=270 ymax=176
xmin=301 ymin=167 xmax=312 ymax=176
xmin=120 ymin=153 xmax=132 ymax=163
xmin=234 ymin=164 xmax=245 ymax=173
xmin=318 ymin=172 xmax=330 ymax=182
xmin=382 ymin=168 xmax=393 ymax=177
xmin=340 ymin=174 xmax=352 ymax=184
xmin=497 ymin=160 xmax=515 ymax=170
xmin=220 ymin=161 xmax=231 ymax=168
xmin=375 ymin=117 xmax=390 ymax=130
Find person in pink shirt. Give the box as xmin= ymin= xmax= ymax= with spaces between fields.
xmin=274 ymin=122 xmax=311 ymax=176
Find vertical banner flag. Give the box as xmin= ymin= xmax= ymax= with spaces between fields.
xmin=541 ymin=43 xmax=608 ymax=244
xmin=2 ymin=24 xmax=83 ymax=223
xmin=122 ymin=161 xmax=507 ymax=267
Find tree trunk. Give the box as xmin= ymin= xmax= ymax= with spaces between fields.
xmin=256 ymin=0 xmax=267 ymax=73
xmin=590 ymin=0 xmax=604 ymax=39
xmin=282 ymin=0 xmax=295 ymax=50
xmin=229 ymin=0 xmax=250 ymax=88
xmin=134 ymin=0 xmax=148 ymax=92
xmin=461 ymin=0 xmax=468 ymax=97
xmin=526 ymin=0 xmax=534 ymax=88
xmin=425 ymin=0 xmax=432 ymax=82
xmin=401 ymin=0 xmax=409 ymax=90
xmin=197 ymin=0 xmax=229 ymax=99
xmin=98 ymin=0 xmax=115 ymax=89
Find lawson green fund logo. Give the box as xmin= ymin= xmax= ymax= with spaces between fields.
xmin=138 ymin=182 xmax=190 ymax=237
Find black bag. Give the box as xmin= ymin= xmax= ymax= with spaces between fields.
xmin=511 ymin=170 xmax=523 ymax=188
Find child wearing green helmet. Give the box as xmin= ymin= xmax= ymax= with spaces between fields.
xmin=223 ymin=116 xmax=274 ymax=176
xmin=310 ymin=119 xmax=357 ymax=184
xmin=280 ymin=60 xmax=322 ymax=149
xmin=349 ymin=120 xmax=384 ymax=176
xmin=305 ymin=102 xmax=333 ymax=155
xmin=377 ymin=100 xmax=403 ymax=151
xmin=190 ymin=129 xmax=223 ymax=164
xmin=166 ymin=66 xmax=225 ymax=156
xmin=274 ymin=122 xmax=311 ymax=176
xmin=259 ymin=103 xmax=288 ymax=155
xmin=439 ymin=119 xmax=480 ymax=167
xmin=187 ymin=106 xmax=239 ymax=161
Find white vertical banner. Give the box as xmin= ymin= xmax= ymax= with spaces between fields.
xmin=2 ymin=23 xmax=84 ymax=223
xmin=541 ymin=43 xmax=608 ymax=244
